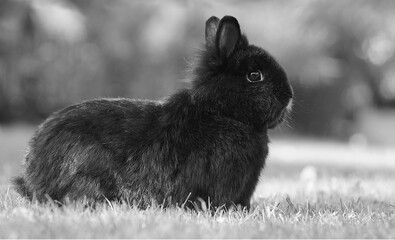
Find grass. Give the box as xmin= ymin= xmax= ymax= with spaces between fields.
xmin=0 ymin=125 xmax=395 ymax=238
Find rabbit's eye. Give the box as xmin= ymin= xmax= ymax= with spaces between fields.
xmin=246 ymin=70 xmax=263 ymax=82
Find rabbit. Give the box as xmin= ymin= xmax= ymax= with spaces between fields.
xmin=13 ymin=15 xmax=293 ymax=210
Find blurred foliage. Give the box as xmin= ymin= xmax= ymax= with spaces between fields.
xmin=0 ymin=0 xmax=395 ymax=140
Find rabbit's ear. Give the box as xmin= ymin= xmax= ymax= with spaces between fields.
xmin=205 ymin=16 xmax=220 ymax=48
xmin=216 ymin=16 xmax=241 ymax=59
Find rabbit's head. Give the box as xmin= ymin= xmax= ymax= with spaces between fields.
xmin=191 ymin=16 xmax=293 ymax=130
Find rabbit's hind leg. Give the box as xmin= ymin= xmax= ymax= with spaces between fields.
xmin=63 ymin=168 xmax=122 ymax=205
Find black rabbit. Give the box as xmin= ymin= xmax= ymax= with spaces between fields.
xmin=13 ymin=16 xmax=293 ymax=210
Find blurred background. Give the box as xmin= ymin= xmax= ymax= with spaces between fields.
xmin=0 ymin=0 xmax=395 ymax=187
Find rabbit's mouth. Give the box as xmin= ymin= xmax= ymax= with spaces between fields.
xmin=267 ymin=99 xmax=292 ymax=129
xmin=267 ymin=110 xmax=286 ymax=129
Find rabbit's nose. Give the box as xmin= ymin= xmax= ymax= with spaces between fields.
xmin=276 ymin=81 xmax=293 ymax=106
xmin=284 ymin=81 xmax=293 ymax=100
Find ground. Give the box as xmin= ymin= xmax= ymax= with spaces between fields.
xmin=0 ymin=125 xmax=394 ymax=238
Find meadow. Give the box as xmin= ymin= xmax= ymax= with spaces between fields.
xmin=0 ymin=125 xmax=394 ymax=238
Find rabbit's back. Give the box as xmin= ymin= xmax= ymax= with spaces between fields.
xmin=17 ymin=98 xmax=163 ymax=202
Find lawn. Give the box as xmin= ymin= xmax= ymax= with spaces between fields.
xmin=0 ymin=125 xmax=394 ymax=238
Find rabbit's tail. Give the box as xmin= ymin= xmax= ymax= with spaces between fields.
xmin=12 ymin=176 xmax=32 ymax=200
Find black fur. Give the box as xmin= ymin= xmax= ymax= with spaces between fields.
xmin=13 ymin=16 xmax=293 ymax=210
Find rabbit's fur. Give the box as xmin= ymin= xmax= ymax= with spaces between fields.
xmin=13 ymin=16 xmax=293 ymax=209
